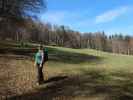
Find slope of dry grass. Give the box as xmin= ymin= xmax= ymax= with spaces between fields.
xmin=0 ymin=46 xmax=133 ymax=100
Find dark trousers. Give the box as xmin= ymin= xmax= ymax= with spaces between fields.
xmin=36 ymin=64 xmax=44 ymax=84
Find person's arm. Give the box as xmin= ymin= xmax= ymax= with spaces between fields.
xmin=34 ymin=53 xmax=37 ymax=66
xmin=34 ymin=61 xmax=37 ymax=66
xmin=40 ymin=52 xmax=44 ymax=67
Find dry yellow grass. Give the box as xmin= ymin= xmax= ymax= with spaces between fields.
xmin=1 ymin=46 xmax=133 ymax=100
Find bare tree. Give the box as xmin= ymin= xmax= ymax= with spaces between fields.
xmin=0 ymin=0 xmax=46 ymax=20
xmin=0 ymin=0 xmax=46 ymax=40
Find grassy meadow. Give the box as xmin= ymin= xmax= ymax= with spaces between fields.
xmin=0 ymin=42 xmax=133 ymax=100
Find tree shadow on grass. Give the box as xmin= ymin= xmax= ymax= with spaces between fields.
xmin=8 ymin=69 xmax=133 ymax=100
xmin=48 ymin=47 xmax=103 ymax=64
xmin=0 ymin=47 xmax=36 ymax=57
xmin=0 ymin=47 xmax=104 ymax=64
xmin=43 ymin=76 xmax=68 ymax=84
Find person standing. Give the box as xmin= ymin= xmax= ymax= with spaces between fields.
xmin=34 ymin=45 xmax=44 ymax=85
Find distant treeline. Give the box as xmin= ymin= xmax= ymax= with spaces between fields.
xmin=0 ymin=18 xmax=133 ymax=55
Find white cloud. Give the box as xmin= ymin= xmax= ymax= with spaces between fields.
xmin=95 ymin=6 xmax=130 ymax=24
xmin=39 ymin=6 xmax=132 ymax=33
xmin=40 ymin=10 xmax=81 ymax=25
xmin=40 ymin=11 xmax=67 ymax=24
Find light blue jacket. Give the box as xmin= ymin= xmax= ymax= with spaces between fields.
xmin=35 ymin=51 xmax=44 ymax=64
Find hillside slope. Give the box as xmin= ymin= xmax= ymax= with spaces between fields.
xmin=0 ymin=46 xmax=133 ymax=100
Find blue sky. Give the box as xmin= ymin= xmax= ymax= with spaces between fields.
xmin=39 ymin=0 xmax=133 ymax=35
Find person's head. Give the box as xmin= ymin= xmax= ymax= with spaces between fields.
xmin=38 ymin=45 xmax=43 ymax=52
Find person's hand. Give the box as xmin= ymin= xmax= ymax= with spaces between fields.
xmin=34 ymin=62 xmax=36 ymax=66
xmin=40 ymin=64 xmax=42 ymax=67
